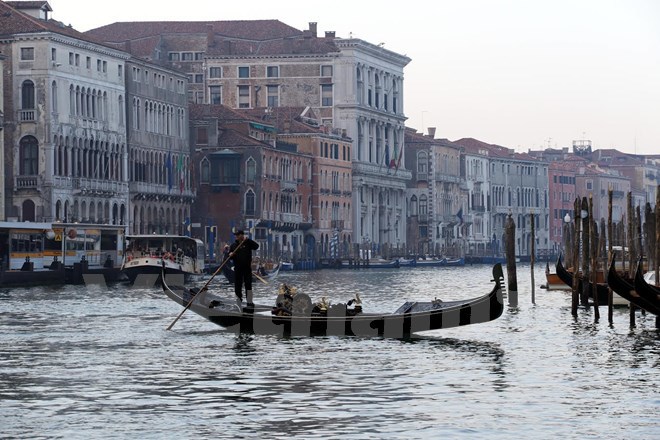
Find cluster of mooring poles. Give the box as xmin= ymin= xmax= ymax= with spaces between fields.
xmin=503 ymin=185 xmax=659 ymax=328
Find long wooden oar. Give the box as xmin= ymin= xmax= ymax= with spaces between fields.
xmin=252 ymin=271 xmax=268 ymax=285
xmin=166 ymin=239 xmax=245 ymax=330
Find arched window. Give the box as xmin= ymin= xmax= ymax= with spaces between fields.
xmin=246 ymin=157 xmax=256 ymax=183
xmin=245 ymin=190 xmax=255 ymax=216
xmin=417 ymin=151 xmax=428 ymax=175
xmin=20 ymin=136 xmax=39 ymax=175
xmin=51 ymin=81 xmax=58 ymax=113
xmin=200 ymin=157 xmax=210 ymax=183
xmin=410 ymin=195 xmax=418 ymax=216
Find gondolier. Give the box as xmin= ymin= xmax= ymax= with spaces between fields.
xmin=229 ymin=230 xmax=259 ymax=307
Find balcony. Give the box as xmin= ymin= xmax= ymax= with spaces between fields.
xmin=74 ymin=177 xmax=129 ymax=197
xmin=331 ymin=220 xmax=345 ymax=230
xmin=471 ymin=205 xmax=486 ymax=213
xmin=279 ymin=212 xmax=302 ymax=223
xmin=417 ymin=172 xmax=428 ymax=182
xmin=417 ymin=214 xmax=429 ymax=224
xmin=15 ymin=175 xmax=40 ymax=189
xmin=281 ymin=180 xmax=297 ymax=192
xmin=18 ymin=110 xmax=35 ymax=122
xmin=435 ymin=172 xmax=461 ymax=184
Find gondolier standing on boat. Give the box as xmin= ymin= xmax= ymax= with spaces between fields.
xmin=229 ymin=230 xmax=259 ymax=307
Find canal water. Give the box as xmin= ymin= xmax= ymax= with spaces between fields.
xmin=0 ymin=265 xmax=658 ymax=439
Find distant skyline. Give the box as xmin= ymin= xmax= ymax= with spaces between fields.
xmin=47 ymin=0 xmax=660 ymax=155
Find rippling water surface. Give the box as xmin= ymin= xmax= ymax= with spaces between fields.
xmin=1 ymin=265 xmax=658 ymax=439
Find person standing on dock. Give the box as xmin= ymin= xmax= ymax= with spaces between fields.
xmin=229 ymin=230 xmax=259 ymax=308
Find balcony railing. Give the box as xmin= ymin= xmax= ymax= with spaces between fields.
xmin=435 ymin=172 xmax=461 ymax=183
xmin=331 ymin=220 xmax=345 ymax=230
xmin=281 ymin=180 xmax=297 ymax=192
xmin=15 ymin=175 xmax=40 ymax=189
xmin=19 ymin=110 xmax=35 ymax=122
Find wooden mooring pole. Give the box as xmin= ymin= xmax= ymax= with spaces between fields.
xmin=656 ymin=185 xmax=660 ymax=329
xmin=589 ymin=195 xmax=599 ymax=322
xmin=627 ymin=192 xmax=635 ymax=328
xmin=530 ymin=211 xmax=535 ymax=304
xmin=580 ymin=197 xmax=590 ymax=306
xmin=607 ymin=188 xmax=614 ymax=324
xmin=505 ymin=214 xmax=518 ymax=307
xmin=571 ymin=198 xmax=580 ymax=316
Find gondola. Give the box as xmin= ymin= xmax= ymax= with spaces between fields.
xmin=606 ymin=255 xmax=660 ymax=315
xmin=632 ymin=261 xmax=660 ymax=315
xmin=221 ymin=261 xmax=281 ymax=284
xmin=555 ymin=255 xmax=627 ymax=305
xmin=162 ymin=264 xmax=505 ymax=337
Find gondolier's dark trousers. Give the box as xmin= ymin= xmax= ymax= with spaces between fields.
xmin=234 ymin=267 xmax=252 ymax=299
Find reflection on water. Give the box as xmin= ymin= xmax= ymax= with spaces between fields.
xmin=0 ymin=265 xmax=658 ymax=439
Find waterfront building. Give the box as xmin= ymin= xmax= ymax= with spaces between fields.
xmin=123 ymin=57 xmax=193 ymax=234
xmin=1 ymin=1 xmax=129 ymax=225
xmin=591 ymin=148 xmax=659 ymax=208
xmin=455 ymin=138 xmax=550 ymax=258
xmin=189 ymin=104 xmax=315 ymax=262
xmin=86 ymin=20 xmax=411 ymax=253
xmin=457 ymin=140 xmax=492 ymax=257
xmin=243 ymin=107 xmax=354 ymax=261
xmin=404 ymin=128 xmax=464 ymax=256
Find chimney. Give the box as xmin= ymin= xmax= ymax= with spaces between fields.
xmin=427 ymin=127 xmax=436 ymax=138
xmin=309 ymin=22 xmax=317 ymax=37
xmin=206 ymin=24 xmax=214 ymax=48
xmin=325 ymin=31 xmax=335 ymax=39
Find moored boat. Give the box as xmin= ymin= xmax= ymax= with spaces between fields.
xmin=633 ymin=262 xmax=660 ymax=314
xmin=122 ymin=235 xmax=205 ymax=285
xmin=162 ymin=264 xmax=505 ymax=337
xmin=544 ymin=262 xmax=567 ymax=290
xmin=607 ymin=256 xmax=659 ymax=315
xmin=555 ymin=255 xmax=627 ymax=305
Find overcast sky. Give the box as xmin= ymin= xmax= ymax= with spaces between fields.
xmin=48 ymin=0 xmax=660 ymax=155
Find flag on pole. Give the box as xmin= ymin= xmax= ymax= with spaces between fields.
xmin=457 ymin=207 xmax=464 ymax=225
xmin=177 ymin=155 xmax=184 ymax=193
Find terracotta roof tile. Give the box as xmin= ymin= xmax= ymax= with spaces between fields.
xmin=86 ymin=20 xmax=302 ymax=43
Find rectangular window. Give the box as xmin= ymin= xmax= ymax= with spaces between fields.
xmin=20 ymin=47 xmax=35 ymax=61
xmin=97 ymin=59 xmax=101 ymax=71
xmin=197 ymin=127 xmax=208 ymax=144
xmin=118 ymin=65 xmax=123 ymax=77
xmin=238 ymin=66 xmax=250 ymax=78
xmin=168 ymin=52 xmax=180 ymax=61
xmin=86 ymin=57 xmax=91 ymax=68
xmin=144 ymin=70 xmax=149 ymax=83
xmin=267 ymin=85 xmax=278 ymax=107
xmin=238 ymin=85 xmax=250 ymax=108
xmin=51 ymin=48 xmax=56 ymax=61
xmin=195 ymin=74 xmax=204 ymax=83
xmin=209 ymin=67 xmax=222 ymax=78
xmin=321 ymin=65 xmax=333 ymax=77
xmin=69 ymin=52 xmax=74 ymax=65
xmin=267 ymin=66 xmax=279 ymax=78
xmin=181 ymin=52 xmax=194 ymax=61
xmin=75 ymin=54 xmax=80 ymax=66
xmin=195 ymin=52 xmax=204 ymax=60
xmin=209 ymin=85 xmax=222 ymax=104
xmin=321 ymin=84 xmax=333 ymax=106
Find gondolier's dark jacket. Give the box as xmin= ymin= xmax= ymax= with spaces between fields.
xmin=229 ymin=238 xmax=259 ymax=269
